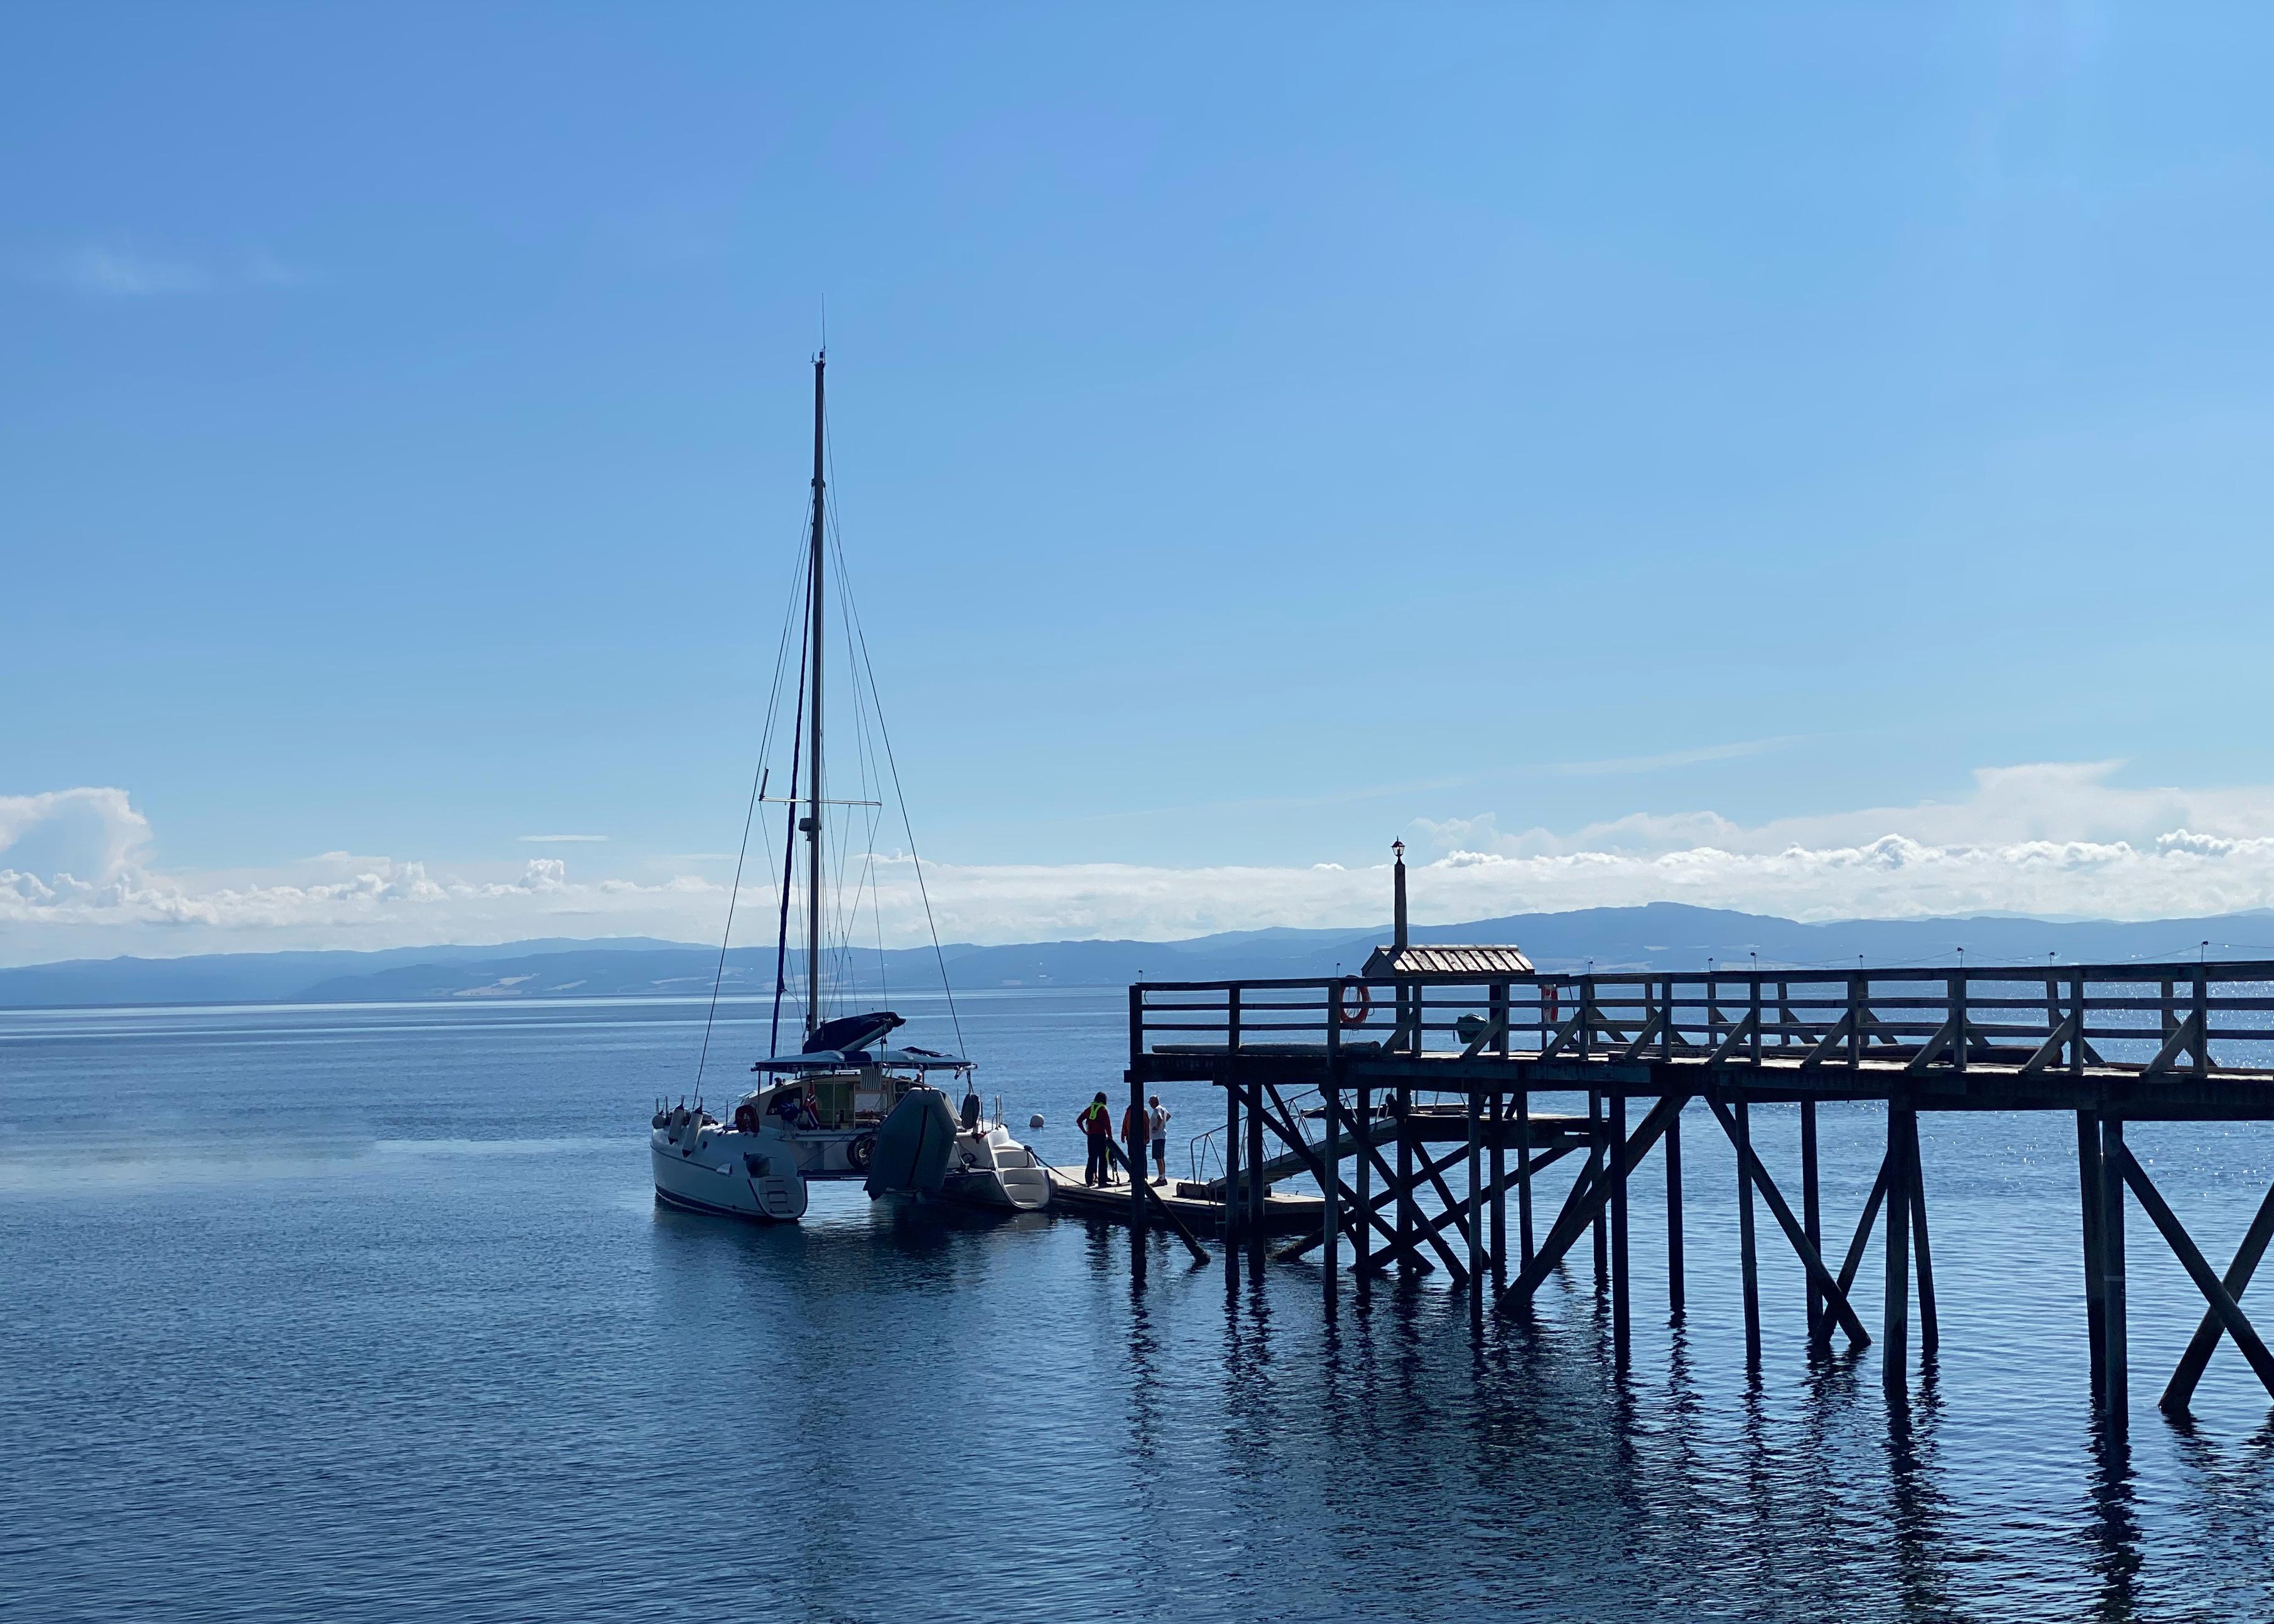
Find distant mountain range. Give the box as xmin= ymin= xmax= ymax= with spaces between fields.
xmin=6 ymin=903 xmax=2274 ymax=1009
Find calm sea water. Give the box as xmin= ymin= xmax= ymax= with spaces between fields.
xmin=5 ymin=987 xmax=2274 ymax=1622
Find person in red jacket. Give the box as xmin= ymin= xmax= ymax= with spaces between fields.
xmin=1079 ymin=1092 xmax=1113 ymax=1186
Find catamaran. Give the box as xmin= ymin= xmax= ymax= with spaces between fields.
xmin=650 ymin=352 xmax=1048 ymax=1223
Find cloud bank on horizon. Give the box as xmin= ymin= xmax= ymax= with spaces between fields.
xmin=8 ymin=764 xmax=2274 ymax=964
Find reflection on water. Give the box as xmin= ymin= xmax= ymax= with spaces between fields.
xmin=4 ymin=992 xmax=2274 ymax=1621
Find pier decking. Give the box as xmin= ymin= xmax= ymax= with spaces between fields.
xmin=1119 ymin=961 xmax=2274 ymax=1434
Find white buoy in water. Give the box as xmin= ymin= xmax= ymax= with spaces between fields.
xmin=1028 ymin=1113 xmax=1046 ymax=1131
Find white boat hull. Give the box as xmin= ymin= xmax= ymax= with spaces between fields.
xmin=649 ymin=1101 xmax=1049 ymax=1221
xmin=938 ymin=1124 xmax=1051 ymax=1211
xmin=651 ymin=1135 xmax=809 ymax=1222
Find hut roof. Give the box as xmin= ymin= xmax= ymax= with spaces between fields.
xmin=1360 ymin=943 xmax=1534 ymax=980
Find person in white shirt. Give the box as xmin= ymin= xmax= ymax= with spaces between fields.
xmin=1147 ymin=1096 xmax=1171 ymax=1187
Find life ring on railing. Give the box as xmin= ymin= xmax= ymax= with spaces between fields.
xmin=1541 ymin=985 xmax=1560 ymax=1025
xmin=1334 ymin=980 xmax=1373 ymax=1027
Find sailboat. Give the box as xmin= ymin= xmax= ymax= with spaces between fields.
xmin=649 ymin=352 xmax=1048 ymax=1223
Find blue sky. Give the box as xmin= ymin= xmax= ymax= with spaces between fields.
xmin=9 ymin=5 xmax=2274 ymax=959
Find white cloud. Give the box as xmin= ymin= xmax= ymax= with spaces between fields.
xmin=9 ymin=764 xmax=2274 ymax=965
xmin=19 ymin=246 xmax=305 ymax=298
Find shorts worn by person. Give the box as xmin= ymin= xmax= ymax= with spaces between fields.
xmin=1147 ymin=1097 xmax=1171 ymax=1186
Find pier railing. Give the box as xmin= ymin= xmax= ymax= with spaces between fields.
xmin=1131 ymin=962 xmax=2274 ymax=1081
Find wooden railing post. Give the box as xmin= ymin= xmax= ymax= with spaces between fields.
xmin=1749 ymin=977 xmax=1763 ymax=1065
xmin=1848 ymin=975 xmax=1865 ymax=1069
xmin=2194 ymin=968 xmax=2211 ymax=1076
xmin=1950 ymin=974 xmax=1968 ymax=1075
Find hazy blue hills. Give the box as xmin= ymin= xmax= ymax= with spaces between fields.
xmin=6 ymin=904 xmax=2274 ymax=1009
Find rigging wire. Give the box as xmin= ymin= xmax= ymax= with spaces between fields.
xmin=691 ymin=764 xmax=766 ymax=1098
xmin=768 ymin=560 xmax=814 ymax=1060
xmin=691 ymin=499 xmax=813 ymax=1096
xmin=838 ymin=543 xmax=968 ymax=1059
xmin=821 ymin=416 xmax=966 ymax=1056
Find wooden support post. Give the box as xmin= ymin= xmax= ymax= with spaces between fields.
xmin=1516 ymin=1086 xmax=1535 ymax=1267
xmin=1500 ymin=1094 xmax=1686 ymax=1314
xmin=1245 ymin=1061 xmax=1265 ymax=1265
xmin=1884 ymin=1098 xmax=1912 ymax=1395
xmin=2077 ymin=1110 xmax=2107 ymax=1406
xmin=1589 ymin=1088 xmax=1608 ymax=1289
xmin=1223 ymin=994 xmax=1242 ymax=1259
xmin=1800 ymin=1098 xmax=1822 ymax=1344
xmin=1610 ymin=1090 xmax=1630 ymax=1369
xmin=1223 ymin=1075 xmax=1242 ymax=1250
xmin=2166 ymin=1178 xmax=2274 ymax=1414
xmin=1323 ymin=1022 xmax=1341 ymax=1311
xmin=1736 ymin=1093 xmax=1762 ymax=1370
xmin=1909 ymin=1110 xmax=1937 ymax=1357
xmin=2102 ymin=1116 xmax=2128 ymax=1434
xmin=1665 ymin=1100 xmax=1685 ymax=1319
xmin=1491 ymin=982 xmax=1509 ymax=1284
xmin=1705 ymin=1098 xmax=1871 ymax=1348
xmin=1127 ymin=1058 xmax=1147 ymax=1251
xmin=1466 ymin=1083 xmax=1484 ymax=1324
xmin=1395 ymin=1081 xmax=1416 ymax=1277
xmin=1353 ymin=1076 xmax=1371 ymax=1297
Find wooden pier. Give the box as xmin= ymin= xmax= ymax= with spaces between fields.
xmin=1121 ymin=954 xmax=2274 ymax=1433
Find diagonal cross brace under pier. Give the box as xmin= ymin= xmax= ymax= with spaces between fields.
xmin=2110 ymin=1144 xmax=2274 ymax=1404
xmin=1704 ymin=1097 xmax=1871 ymax=1348
xmin=1498 ymin=1093 xmax=1686 ymax=1316
xmin=1237 ymin=1076 xmax=1405 ymax=1263
xmin=2164 ymin=1177 xmax=2274 ymax=1413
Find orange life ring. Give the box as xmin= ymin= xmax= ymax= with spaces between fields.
xmin=1335 ymin=980 xmax=1372 ymax=1027
xmin=1542 ymin=985 xmax=1559 ymax=1024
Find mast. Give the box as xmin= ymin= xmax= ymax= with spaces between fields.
xmin=805 ymin=351 xmax=826 ymax=1036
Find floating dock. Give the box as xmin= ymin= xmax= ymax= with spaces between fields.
xmin=1042 ymin=1166 xmax=1322 ymax=1235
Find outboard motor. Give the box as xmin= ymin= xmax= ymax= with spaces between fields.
xmin=863 ymin=1085 xmax=958 ymax=1199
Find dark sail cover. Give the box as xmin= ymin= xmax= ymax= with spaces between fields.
xmin=803 ymin=1010 xmax=904 ymax=1056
